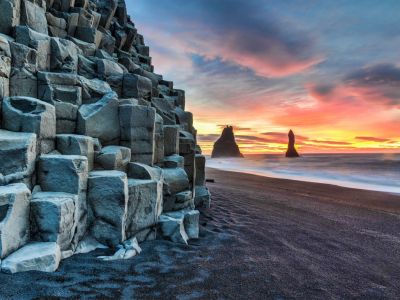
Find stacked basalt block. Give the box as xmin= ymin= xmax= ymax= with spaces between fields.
xmin=0 ymin=0 xmax=211 ymax=274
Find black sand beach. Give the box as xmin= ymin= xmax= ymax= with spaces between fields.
xmin=1 ymin=168 xmax=400 ymax=299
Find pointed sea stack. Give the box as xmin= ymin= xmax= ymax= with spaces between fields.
xmin=286 ymin=130 xmax=300 ymax=157
xmin=212 ymin=126 xmax=244 ymax=158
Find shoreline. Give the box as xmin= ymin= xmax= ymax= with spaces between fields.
xmin=206 ymin=167 xmax=400 ymax=215
xmin=205 ymin=163 xmax=400 ymax=195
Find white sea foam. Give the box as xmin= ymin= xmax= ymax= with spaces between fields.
xmin=206 ymin=154 xmax=400 ymax=194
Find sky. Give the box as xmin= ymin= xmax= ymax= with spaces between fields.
xmin=127 ymin=0 xmax=400 ymax=154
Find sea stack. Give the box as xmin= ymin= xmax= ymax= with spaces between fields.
xmin=212 ymin=126 xmax=244 ymax=158
xmin=286 ymin=130 xmax=300 ymax=157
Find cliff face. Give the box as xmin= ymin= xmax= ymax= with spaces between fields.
xmin=212 ymin=126 xmax=244 ymax=158
xmin=0 ymin=0 xmax=210 ymax=273
xmin=285 ymin=130 xmax=300 ymax=158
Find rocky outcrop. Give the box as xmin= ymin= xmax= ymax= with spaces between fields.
xmin=211 ymin=126 xmax=243 ymax=158
xmin=0 ymin=0 xmax=211 ymax=273
xmin=285 ymin=130 xmax=300 ymax=158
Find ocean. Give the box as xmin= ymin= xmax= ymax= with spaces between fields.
xmin=206 ymin=153 xmax=400 ymax=194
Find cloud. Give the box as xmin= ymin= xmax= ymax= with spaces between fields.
xmin=131 ymin=0 xmax=322 ymax=78
xmin=308 ymin=140 xmax=352 ymax=146
xmin=355 ymin=136 xmax=391 ymax=143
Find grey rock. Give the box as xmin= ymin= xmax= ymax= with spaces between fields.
xmin=1 ymin=242 xmax=61 ymax=274
xmin=0 ymin=0 xmax=21 ymax=35
xmin=0 ymin=183 xmax=31 ymax=259
xmin=46 ymin=12 xmax=67 ymax=30
xmin=163 ymin=154 xmax=184 ymax=169
xmin=75 ymin=235 xmax=108 ymax=254
xmin=87 ymin=171 xmax=128 ymax=247
xmin=98 ymin=237 xmax=141 ymax=261
xmin=195 ymin=154 xmax=206 ymax=186
xmin=38 ymin=155 xmax=88 ymax=249
xmin=56 ymin=134 xmax=94 ymax=170
xmin=50 ymin=37 xmax=82 ymax=73
xmin=2 ymin=97 xmax=56 ymax=140
xmin=20 ymin=0 xmax=48 ymax=35
xmin=164 ymin=125 xmax=180 ymax=156
xmin=165 ymin=209 xmax=199 ymax=239
xmin=162 ymin=168 xmax=190 ymax=196
xmin=194 ymin=185 xmax=211 ymax=209
xmin=30 ymin=192 xmax=77 ymax=251
xmin=126 ymin=178 xmax=163 ymax=242
xmin=9 ymin=67 xmax=38 ymax=98
xmin=0 ymin=130 xmax=37 ymax=186
xmin=128 ymin=162 xmax=162 ymax=181
xmin=77 ymin=92 xmax=120 ymax=145
xmin=120 ymin=105 xmax=156 ymax=165
xmin=75 ymin=26 xmax=103 ymax=47
xmin=95 ymin=0 xmax=118 ymax=30
xmin=158 ymin=214 xmax=188 ymax=245
xmin=15 ymin=26 xmax=51 ymax=71
xmin=95 ymin=145 xmax=131 ymax=172
xmin=122 ymin=73 xmax=152 ymax=101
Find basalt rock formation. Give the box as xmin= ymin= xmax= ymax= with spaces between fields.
xmin=212 ymin=126 xmax=243 ymax=158
xmin=285 ymin=129 xmax=300 ymax=158
xmin=0 ymin=0 xmax=211 ymax=273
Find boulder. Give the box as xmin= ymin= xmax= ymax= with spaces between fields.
xmin=30 ymin=192 xmax=77 ymax=251
xmin=96 ymin=0 xmax=118 ymax=30
xmin=164 ymin=125 xmax=180 ymax=156
xmin=194 ymin=185 xmax=211 ymax=209
xmin=165 ymin=209 xmax=200 ymax=239
xmin=120 ymin=104 xmax=156 ymax=165
xmin=122 ymin=73 xmax=152 ymax=101
xmin=87 ymin=171 xmax=128 ymax=247
xmin=0 ymin=183 xmax=31 ymax=259
xmin=15 ymin=26 xmax=51 ymax=71
xmin=20 ymin=0 xmax=48 ymax=35
xmin=126 ymin=178 xmax=163 ymax=242
xmin=1 ymin=242 xmax=61 ymax=274
xmin=163 ymin=155 xmax=184 ymax=169
xmin=56 ymin=134 xmax=94 ymax=170
xmin=38 ymin=155 xmax=88 ymax=248
xmin=0 ymin=0 xmax=21 ymax=35
xmin=75 ymin=27 xmax=102 ymax=47
xmin=0 ymin=130 xmax=37 ymax=186
xmin=128 ymin=162 xmax=162 ymax=180
xmin=2 ymin=97 xmax=56 ymax=153
xmin=179 ymin=130 xmax=197 ymax=185
xmin=95 ymin=145 xmax=131 ymax=172
xmin=162 ymin=168 xmax=190 ymax=196
xmin=158 ymin=214 xmax=188 ymax=245
xmin=50 ymin=38 xmax=82 ymax=73
xmin=9 ymin=67 xmax=38 ymax=98
xmin=75 ymin=235 xmax=108 ymax=254
xmin=162 ymin=167 xmax=191 ymax=212
xmin=98 ymin=237 xmax=141 ymax=261
xmin=77 ymin=92 xmax=120 ymax=145
xmin=195 ymin=154 xmax=206 ymax=186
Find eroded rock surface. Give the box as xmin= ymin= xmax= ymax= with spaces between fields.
xmin=0 ymin=0 xmax=210 ymax=274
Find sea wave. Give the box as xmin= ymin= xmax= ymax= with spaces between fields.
xmin=206 ymin=154 xmax=400 ymax=194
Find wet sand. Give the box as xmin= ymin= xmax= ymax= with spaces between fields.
xmin=1 ymin=168 xmax=400 ymax=299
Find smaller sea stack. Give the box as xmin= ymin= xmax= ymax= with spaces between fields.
xmin=285 ymin=130 xmax=300 ymax=157
xmin=212 ymin=126 xmax=244 ymax=158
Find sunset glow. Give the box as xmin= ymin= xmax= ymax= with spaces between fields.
xmin=129 ymin=1 xmax=400 ymax=154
